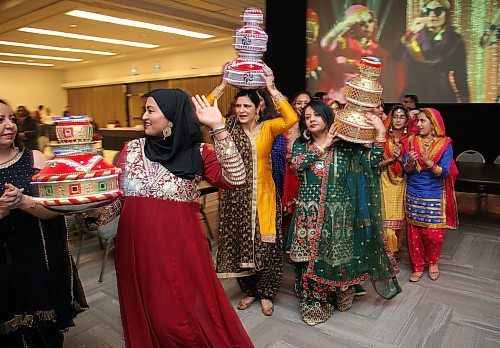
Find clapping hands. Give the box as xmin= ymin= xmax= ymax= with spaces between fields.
xmin=0 ymin=183 xmax=25 ymax=210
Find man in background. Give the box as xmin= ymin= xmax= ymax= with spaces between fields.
xmin=402 ymin=94 xmax=420 ymax=134
xmin=16 ymin=105 xmax=40 ymax=150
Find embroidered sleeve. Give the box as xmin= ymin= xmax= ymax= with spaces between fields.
xmin=211 ymin=135 xmax=246 ymax=186
xmin=290 ymin=140 xmax=324 ymax=173
xmin=93 ymin=196 xmax=123 ymax=228
xmin=369 ymin=144 xmax=385 ymax=167
xmin=92 ymin=142 xmax=130 ymax=227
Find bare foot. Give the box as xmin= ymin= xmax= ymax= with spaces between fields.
xmin=260 ymin=299 xmax=274 ymax=316
xmin=237 ymin=296 xmax=256 ymax=310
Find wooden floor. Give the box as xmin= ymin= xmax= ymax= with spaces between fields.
xmin=64 ymin=194 xmax=500 ymax=348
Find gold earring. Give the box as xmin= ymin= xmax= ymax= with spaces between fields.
xmin=162 ymin=121 xmax=173 ymax=140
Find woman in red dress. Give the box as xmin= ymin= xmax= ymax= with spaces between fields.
xmin=88 ymin=89 xmax=252 ymax=347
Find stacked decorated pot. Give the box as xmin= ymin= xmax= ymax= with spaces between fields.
xmin=335 ymin=56 xmax=384 ymax=143
xmin=224 ymin=7 xmax=269 ymax=88
xmin=32 ymin=116 xmax=122 ymax=212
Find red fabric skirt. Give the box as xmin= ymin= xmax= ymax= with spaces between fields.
xmin=115 ymin=196 xmax=253 ymax=348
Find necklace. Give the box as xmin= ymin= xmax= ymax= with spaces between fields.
xmin=0 ymin=147 xmax=21 ymax=168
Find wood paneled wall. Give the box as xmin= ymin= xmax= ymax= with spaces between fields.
xmin=67 ymin=85 xmax=126 ymax=128
xmin=66 ymin=76 xmax=238 ymax=128
xmin=168 ymin=75 xmax=237 ymax=116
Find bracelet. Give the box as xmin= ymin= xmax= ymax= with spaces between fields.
xmin=431 ymin=164 xmax=442 ymax=176
xmin=271 ymin=91 xmax=287 ymax=106
xmin=209 ymin=125 xmax=226 ymax=136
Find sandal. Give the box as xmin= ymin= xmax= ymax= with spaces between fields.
xmin=409 ymin=272 xmax=423 ymax=282
xmin=260 ymin=299 xmax=274 ymax=316
xmin=428 ymin=264 xmax=440 ymax=281
xmin=237 ymin=296 xmax=256 ymax=310
xmin=428 ymin=270 xmax=440 ymax=281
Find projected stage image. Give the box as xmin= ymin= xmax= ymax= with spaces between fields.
xmin=306 ymin=0 xmax=499 ymax=103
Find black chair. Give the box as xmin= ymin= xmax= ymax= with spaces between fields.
xmin=74 ymin=216 xmax=120 ymax=284
xmin=456 ymin=150 xmax=485 ymax=163
xmin=199 ymin=186 xmax=219 ymax=239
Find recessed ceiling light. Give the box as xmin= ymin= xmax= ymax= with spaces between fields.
xmin=0 ymin=59 xmax=53 ymax=67
xmin=0 ymin=40 xmax=115 ymax=55
xmin=0 ymin=52 xmax=82 ymax=61
xmin=69 ymin=24 xmax=78 ymax=28
xmin=66 ymin=10 xmax=214 ymax=39
xmin=19 ymin=27 xmax=159 ymax=48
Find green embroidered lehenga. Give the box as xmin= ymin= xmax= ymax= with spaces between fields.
xmin=286 ymin=140 xmax=401 ymax=325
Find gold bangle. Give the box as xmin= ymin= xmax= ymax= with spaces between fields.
xmin=431 ymin=165 xmax=443 ymax=176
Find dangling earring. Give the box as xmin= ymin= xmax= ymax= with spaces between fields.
xmin=256 ymin=112 xmax=261 ymax=122
xmin=162 ymin=120 xmax=173 ymax=140
xmin=389 ymin=125 xmax=394 ymax=132
xmin=303 ymin=129 xmax=311 ymax=140
xmin=403 ymin=127 xmax=408 ymax=134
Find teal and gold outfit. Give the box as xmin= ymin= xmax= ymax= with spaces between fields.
xmin=287 ymin=140 xmax=401 ymax=326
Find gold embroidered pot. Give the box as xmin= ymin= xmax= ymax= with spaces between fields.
xmin=334 ymin=56 xmax=383 ymax=144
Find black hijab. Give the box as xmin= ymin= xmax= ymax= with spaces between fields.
xmin=144 ymin=89 xmax=203 ymax=179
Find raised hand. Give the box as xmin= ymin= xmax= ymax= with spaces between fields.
xmin=409 ymin=17 xmax=427 ymax=34
xmin=191 ymin=94 xmax=224 ymax=129
xmin=324 ymin=123 xmax=340 ymax=149
xmin=261 ymin=65 xmax=277 ymax=92
xmin=364 ymin=112 xmax=386 ymax=139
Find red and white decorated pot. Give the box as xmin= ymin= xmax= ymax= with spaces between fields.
xmin=32 ymin=153 xmax=122 ymax=212
xmin=225 ymin=57 xmax=268 ymax=88
xmin=224 ymin=7 xmax=268 ymax=89
xmin=32 ymin=116 xmax=122 ymax=212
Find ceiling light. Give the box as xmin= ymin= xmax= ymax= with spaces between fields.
xmin=0 ymin=52 xmax=82 ymax=61
xmin=0 ymin=60 xmax=53 ymax=67
xmin=66 ymin=10 xmax=214 ymax=39
xmin=19 ymin=27 xmax=159 ymax=48
xmin=0 ymin=40 xmax=115 ymax=55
